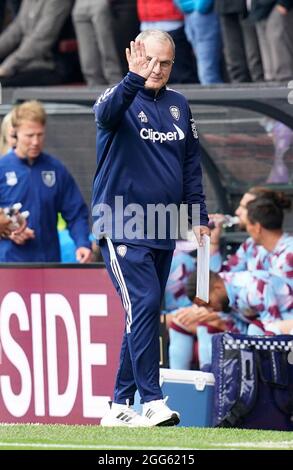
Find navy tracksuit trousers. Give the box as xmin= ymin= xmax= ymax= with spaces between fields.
xmin=100 ymin=238 xmax=173 ymax=404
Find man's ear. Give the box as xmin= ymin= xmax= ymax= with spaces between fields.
xmin=255 ymin=221 xmax=262 ymax=235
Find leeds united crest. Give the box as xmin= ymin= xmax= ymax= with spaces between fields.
xmin=42 ymin=171 xmax=56 ymax=187
xmin=117 ymin=245 xmax=127 ymax=257
xmin=169 ymin=106 xmax=180 ymax=121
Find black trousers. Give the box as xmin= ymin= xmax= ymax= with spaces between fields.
xmin=168 ymin=26 xmax=198 ymax=84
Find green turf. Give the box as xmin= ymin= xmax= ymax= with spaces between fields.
xmin=0 ymin=424 xmax=293 ymax=450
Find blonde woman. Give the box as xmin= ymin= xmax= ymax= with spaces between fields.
xmin=0 ymin=111 xmax=16 ymax=156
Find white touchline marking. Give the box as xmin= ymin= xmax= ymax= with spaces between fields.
xmin=0 ymin=441 xmax=292 ymax=450
xmin=0 ymin=442 xmax=196 ymax=450
xmin=214 ymin=441 xmax=293 ymax=449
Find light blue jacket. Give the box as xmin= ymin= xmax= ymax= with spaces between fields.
xmin=174 ymin=0 xmax=214 ymax=14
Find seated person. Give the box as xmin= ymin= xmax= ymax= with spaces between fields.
xmin=192 ymin=269 xmax=293 ymax=367
xmin=169 ymin=188 xmax=293 ymax=369
xmin=0 ymin=0 xmax=74 ymax=86
xmin=168 ymin=186 xmax=268 ymax=370
xmin=207 ymin=270 xmax=293 ymax=335
xmin=170 ymin=188 xmax=293 ymax=370
xmin=245 ymin=194 xmax=293 ymax=288
xmin=209 ymin=187 xmax=291 ymax=274
xmin=168 ymin=268 xmax=232 ymax=370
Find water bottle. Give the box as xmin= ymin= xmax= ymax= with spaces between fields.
xmin=208 ymin=215 xmax=239 ymax=230
xmin=3 ymin=203 xmax=30 ymax=230
xmin=222 ymin=215 xmax=239 ymax=228
xmin=4 ymin=202 xmax=22 ymax=216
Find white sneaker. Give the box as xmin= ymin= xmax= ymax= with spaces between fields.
xmin=142 ymin=397 xmax=180 ymax=427
xmin=100 ymin=401 xmax=145 ymax=427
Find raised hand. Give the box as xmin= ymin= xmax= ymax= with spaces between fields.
xmin=126 ymin=40 xmax=157 ymax=80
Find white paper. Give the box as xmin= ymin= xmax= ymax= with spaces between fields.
xmin=196 ymin=234 xmax=210 ymax=303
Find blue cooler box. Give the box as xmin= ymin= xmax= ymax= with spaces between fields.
xmin=134 ymin=368 xmax=215 ymax=427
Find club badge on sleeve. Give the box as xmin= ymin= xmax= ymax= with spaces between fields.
xmin=169 ymin=106 xmax=180 ymax=121
xmin=5 ymin=171 xmax=18 ymax=186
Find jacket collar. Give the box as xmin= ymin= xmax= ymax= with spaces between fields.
xmin=138 ymin=85 xmax=167 ymax=101
xmin=11 ymin=149 xmax=42 ymax=166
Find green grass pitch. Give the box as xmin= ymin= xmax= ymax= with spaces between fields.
xmin=0 ymin=424 xmax=293 ymax=450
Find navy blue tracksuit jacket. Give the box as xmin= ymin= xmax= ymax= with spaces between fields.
xmin=92 ymin=71 xmax=208 ymax=249
xmin=0 ymin=151 xmax=91 ymax=262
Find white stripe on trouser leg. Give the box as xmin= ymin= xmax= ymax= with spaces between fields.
xmin=105 ymin=239 xmax=129 ymax=309
xmin=106 ymin=238 xmax=132 ymax=333
xmin=111 ymin=259 xmax=132 ymax=333
xmin=106 ymin=239 xmax=130 ymax=319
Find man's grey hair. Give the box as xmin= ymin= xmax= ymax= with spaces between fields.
xmin=136 ymin=30 xmax=175 ymax=57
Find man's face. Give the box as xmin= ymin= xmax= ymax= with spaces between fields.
xmin=235 ymin=192 xmax=256 ymax=229
xmin=143 ymin=37 xmax=174 ymax=92
xmin=195 ymin=278 xmax=230 ymax=312
xmin=206 ymin=278 xmax=230 ymax=312
xmin=15 ymin=120 xmax=45 ymax=160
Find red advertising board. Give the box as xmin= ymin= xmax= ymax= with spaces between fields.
xmin=0 ymin=265 xmax=124 ymax=424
